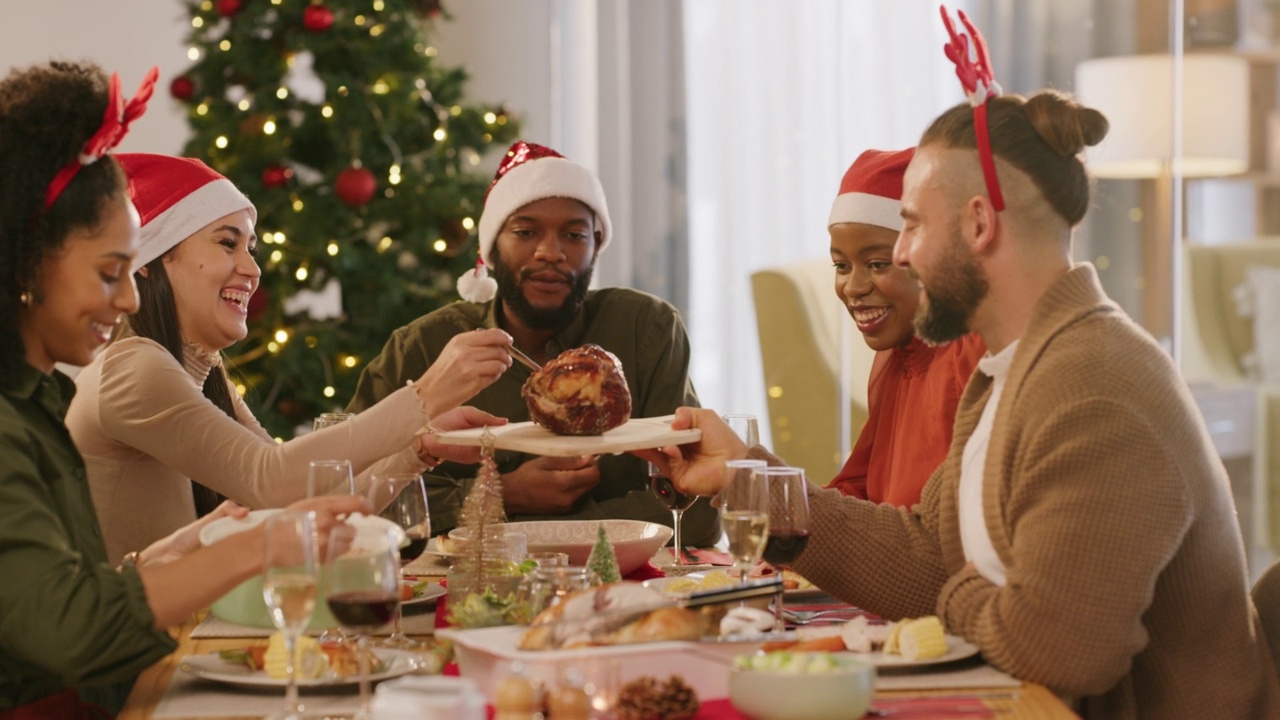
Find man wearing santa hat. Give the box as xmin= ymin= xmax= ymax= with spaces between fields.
xmin=349 ymin=141 xmax=718 ymax=544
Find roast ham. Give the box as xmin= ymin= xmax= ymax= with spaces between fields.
xmin=522 ymin=344 xmax=632 ymax=435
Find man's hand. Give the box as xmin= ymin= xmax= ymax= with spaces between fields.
xmin=501 ymin=455 xmax=601 ymax=515
xmin=632 ymin=407 xmax=749 ymax=496
xmin=418 ymin=406 xmax=508 ymax=466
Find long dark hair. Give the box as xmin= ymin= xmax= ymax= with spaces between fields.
xmin=129 ymin=256 xmax=236 ymax=514
xmin=0 ymin=61 xmax=129 ymax=382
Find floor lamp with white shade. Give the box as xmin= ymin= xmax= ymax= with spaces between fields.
xmin=1074 ymin=53 xmax=1249 ymax=363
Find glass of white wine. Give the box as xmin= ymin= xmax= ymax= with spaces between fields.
xmin=262 ymin=510 xmax=319 ymax=720
xmin=720 ymin=459 xmax=770 ymax=585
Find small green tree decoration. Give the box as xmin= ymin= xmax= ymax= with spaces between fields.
xmin=586 ymin=524 xmax=621 ymax=584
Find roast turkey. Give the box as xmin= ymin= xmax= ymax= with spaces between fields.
xmin=518 ymin=582 xmax=708 ymax=650
xmin=522 ymin=344 xmax=632 ymax=435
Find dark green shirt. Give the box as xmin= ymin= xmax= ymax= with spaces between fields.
xmin=0 ymin=363 xmax=175 ymax=711
xmin=348 ymin=288 xmax=720 ymax=546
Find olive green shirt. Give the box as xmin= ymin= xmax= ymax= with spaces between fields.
xmin=348 ymin=288 xmax=719 ymax=546
xmin=0 ymin=363 xmax=175 ymax=711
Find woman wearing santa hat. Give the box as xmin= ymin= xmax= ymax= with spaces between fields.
xmin=65 ymin=152 xmax=514 ymax=565
xmin=0 ymin=60 xmax=368 ymax=718
xmin=825 ymin=148 xmax=985 ymax=506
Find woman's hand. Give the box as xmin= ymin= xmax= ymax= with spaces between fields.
xmin=140 ymin=500 xmax=249 ymax=567
xmin=281 ymin=495 xmax=371 ymax=562
xmin=417 ymin=406 xmax=508 ymax=466
xmin=413 ymin=329 xmax=513 ymax=416
xmin=632 ymin=407 xmax=750 ymax=496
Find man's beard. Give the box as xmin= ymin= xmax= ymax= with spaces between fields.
xmin=491 ymin=252 xmax=594 ymax=331
xmin=914 ymin=229 xmax=989 ymax=345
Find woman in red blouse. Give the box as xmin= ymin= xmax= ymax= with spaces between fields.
xmin=825 ymin=148 xmax=985 ymax=506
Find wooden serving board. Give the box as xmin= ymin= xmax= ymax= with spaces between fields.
xmin=434 ymin=415 xmax=700 ymax=457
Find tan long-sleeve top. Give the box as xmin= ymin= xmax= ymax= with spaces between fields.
xmin=66 ymin=336 xmax=429 ymax=563
xmin=784 ymin=264 xmax=1280 ymax=719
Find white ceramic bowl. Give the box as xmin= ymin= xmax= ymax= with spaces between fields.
xmin=729 ymin=654 xmax=875 ymax=720
xmin=448 ymin=519 xmax=672 ymax=576
xmin=200 ymin=509 xmax=406 ymax=630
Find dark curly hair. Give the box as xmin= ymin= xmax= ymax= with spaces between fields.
xmin=0 ymin=61 xmax=130 ymax=381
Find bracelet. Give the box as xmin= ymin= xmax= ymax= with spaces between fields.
xmin=419 ymin=426 xmax=443 ymax=469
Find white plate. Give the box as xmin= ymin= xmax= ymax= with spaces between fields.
xmin=434 ymin=415 xmax=700 ymax=457
xmin=179 ymin=648 xmax=420 ymax=688
xmin=850 ymin=636 xmax=980 ymax=668
xmin=403 ymin=582 xmax=446 ymax=606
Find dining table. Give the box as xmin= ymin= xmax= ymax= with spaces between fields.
xmin=118 ymin=580 xmax=1081 ymax=720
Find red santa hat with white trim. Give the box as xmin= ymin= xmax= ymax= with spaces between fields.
xmin=458 ymin=140 xmax=612 ymax=303
xmin=828 ymin=147 xmax=914 ymax=231
xmin=115 ymin=153 xmax=257 ymax=269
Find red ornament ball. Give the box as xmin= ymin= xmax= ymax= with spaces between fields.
xmin=335 ymin=166 xmax=377 ymax=207
xmin=303 ymin=4 xmax=335 ymax=32
xmin=261 ymin=165 xmax=294 ymax=189
xmin=216 ymin=0 xmax=242 ymax=17
xmin=169 ymin=76 xmax=195 ymax=101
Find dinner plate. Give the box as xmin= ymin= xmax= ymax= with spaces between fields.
xmin=434 ymin=415 xmax=700 ymax=457
xmin=179 ymin=648 xmax=421 ymax=688
xmin=849 ymin=636 xmax=980 ymax=668
xmin=402 ymin=582 xmax=446 ymax=606
xmin=644 ymin=571 xmax=827 ymax=600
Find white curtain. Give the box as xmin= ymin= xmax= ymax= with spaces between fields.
xmin=682 ymin=0 xmax=973 ymax=438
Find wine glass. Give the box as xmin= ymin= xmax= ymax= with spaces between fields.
xmin=367 ymin=473 xmax=430 ymax=648
xmin=307 ymin=459 xmax=355 ymax=498
xmin=756 ymin=466 xmax=811 ymax=628
xmin=325 ymin=524 xmax=401 ymax=720
xmin=649 ymin=461 xmax=697 ymax=567
xmin=722 ymin=414 xmax=760 ymax=447
xmin=720 ymin=459 xmax=769 ymax=585
xmin=262 ymin=511 xmax=319 ymax=720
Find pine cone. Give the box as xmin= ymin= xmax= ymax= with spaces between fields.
xmin=616 ymin=675 xmax=700 ymax=720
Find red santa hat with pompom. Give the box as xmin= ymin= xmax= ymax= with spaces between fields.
xmin=828 ymin=147 xmax=914 ymax=231
xmin=116 ymin=153 xmax=257 ymax=269
xmin=458 ymin=140 xmax=612 ymax=303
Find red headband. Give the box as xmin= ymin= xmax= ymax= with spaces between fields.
xmin=42 ymin=66 xmax=159 ymax=211
xmin=940 ymin=7 xmax=1004 ymax=212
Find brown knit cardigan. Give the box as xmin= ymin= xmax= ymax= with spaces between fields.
xmin=782 ymin=264 xmax=1280 ymax=719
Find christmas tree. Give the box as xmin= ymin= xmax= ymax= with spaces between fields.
xmin=586 ymin=524 xmax=622 ymax=584
xmin=173 ymin=0 xmax=519 ymax=437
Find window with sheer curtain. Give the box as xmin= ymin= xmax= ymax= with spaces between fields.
xmin=681 ymin=0 xmax=973 ymax=443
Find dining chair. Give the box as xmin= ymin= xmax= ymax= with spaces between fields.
xmin=1253 ymin=559 xmax=1280 ymax=672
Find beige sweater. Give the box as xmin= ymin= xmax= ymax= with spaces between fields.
xmin=66 ymin=337 xmax=429 ymax=563
xmin=786 ymin=264 xmax=1280 ymax=719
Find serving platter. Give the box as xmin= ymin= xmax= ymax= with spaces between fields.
xmin=434 ymin=415 xmax=700 ymax=457
xmin=848 ymin=636 xmax=980 ymax=668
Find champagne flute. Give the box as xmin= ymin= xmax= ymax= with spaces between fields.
xmin=307 ymin=459 xmax=355 ymax=498
xmin=649 ymin=461 xmax=697 ymax=567
xmin=756 ymin=466 xmax=811 ymax=628
xmin=262 ymin=511 xmax=319 ymax=720
xmin=325 ymin=525 xmax=401 ymax=720
xmin=367 ymin=473 xmax=430 ymax=648
xmin=720 ymin=460 xmax=769 ymax=585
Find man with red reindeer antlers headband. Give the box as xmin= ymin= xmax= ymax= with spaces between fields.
xmin=641 ymin=8 xmax=1280 ymax=717
xmin=348 ymin=140 xmax=718 ymax=546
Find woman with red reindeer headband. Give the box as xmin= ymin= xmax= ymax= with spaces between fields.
xmin=641 ymin=7 xmax=1280 ymax=717
xmin=0 ymin=61 xmax=369 ymax=718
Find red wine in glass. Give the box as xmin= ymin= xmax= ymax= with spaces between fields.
xmin=650 ymin=473 xmax=697 ymax=512
xmin=400 ymin=531 xmax=428 ymax=563
xmin=327 ymin=590 xmax=399 ymax=632
xmin=763 ymin=529 xmax=810 ymax=566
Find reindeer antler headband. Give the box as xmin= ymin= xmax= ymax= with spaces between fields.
xmin=940 ymin=6 xmax=1004 ymax=212
xmin=43 ymin=66 xmax=160 ymax=211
